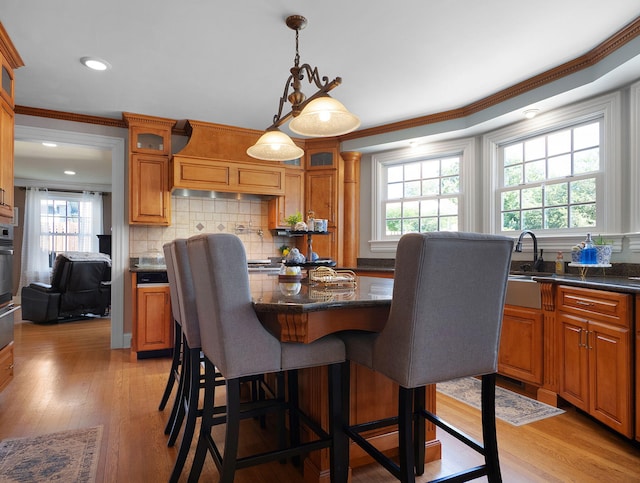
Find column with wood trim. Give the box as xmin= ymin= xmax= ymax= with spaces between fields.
xmin=341 ymin=151 xmax=361 ymax=268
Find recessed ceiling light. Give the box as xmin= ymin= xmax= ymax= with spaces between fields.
xmin=64 ymin=170 xmax=76 ymax=176
xmin=523 ymin=109 xmax=539 ymax=119
xmin=80 ymin=56 xmax=111 ymax=71
xmin=42 ymin=142 xmax=57 ymax=147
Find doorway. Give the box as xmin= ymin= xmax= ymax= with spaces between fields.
xmin=14 ymin=124 xmax=128 ymax=349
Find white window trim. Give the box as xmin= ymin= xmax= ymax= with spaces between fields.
xmin=483 ymin=91 xmax=622 ymax=249
xmin=369 ymin=138 xmax=476 ymax=253
xmin=628 ymin=81 xmax=640 ymax=250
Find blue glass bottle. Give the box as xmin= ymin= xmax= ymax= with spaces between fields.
xmin=580 ymin=233 xmax=597 ymax=264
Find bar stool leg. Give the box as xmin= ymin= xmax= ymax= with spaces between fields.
xmin=328 ymin=361 xmax=349 ymax=483
xmin=481 ymin=374 xmax=502 ymax=483
xmin=159 ymin=320 xmax=181 ymax=411
xmin=169 ymin=345 xmax=201 ymax=483
xmin=187 ymin=359 xmax=216 ymax=483
xmin=413 ymin=386 xmax=426 ymax=476
xmin=398 ymin=387 xmax=416 ymax=483
xmin=220 ymin=378 xmax=241 ymax=483
xmin=167 ymin=333 xmax=188 ymax=446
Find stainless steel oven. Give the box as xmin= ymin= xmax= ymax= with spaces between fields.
xmin=0 ymin=223 xmax=13 ymax=306
xmin=0 ymin=223 xmax=15 ymax=349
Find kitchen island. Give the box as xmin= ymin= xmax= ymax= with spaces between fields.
xmin=249 ymin=272 xmax=441 ymax=483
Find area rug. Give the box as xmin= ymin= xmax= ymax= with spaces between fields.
xmin=0 ymin=426 xmax=102 ymax=482
xmin=437 ymin=377 xmax=564 ymax=426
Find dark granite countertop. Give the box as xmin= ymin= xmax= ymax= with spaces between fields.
xmin=531 ymin=273 xmax=640 ymax=294
xmin=250 ymin=273 xmax=393 ymax=314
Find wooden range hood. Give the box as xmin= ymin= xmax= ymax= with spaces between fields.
xmin=170 ymin=120 xmax=301 ymax=196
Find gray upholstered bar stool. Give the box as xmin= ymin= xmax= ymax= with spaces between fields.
xmin=164 ymin=239 xmax=211 ymax=482
xmin=186 ymin=233 xmax=349 ymax=483
xmin=159 ymin=243 xmax=185 ymax=441
xmin=340 ymin=232 xmax=513 ymax=483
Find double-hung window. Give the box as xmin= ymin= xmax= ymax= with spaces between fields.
xmin=41 ymin=192 xmax=103 ymax=266
xmin=485 ymin=92 xmax=621 ymax=239
xmin=499 ymin=120 xmax=601 ymax=232
xmin=370 ymin=138 xmax=475 ymax=252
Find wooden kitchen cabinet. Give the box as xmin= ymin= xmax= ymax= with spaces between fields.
xmin=0 ymin=26 xmax=23 ymax=224
xmin=129 ymin=154 xmax=171 ymax=225
xmin=304 ymin=143 xmax=344 ymax=264
xmin=131 ymin=275 xmax=172 ymax=354
xmin=0 ymin=341 xmax=13 ymax=392
xmin=557 ymin=285 xmax=633 ymax=437
xmin=124 ymin=113 xmax=175 ymax=225
xmin=498 ymin=305 xmax=544 ymax=385
xmin=268 ymin=168 xmax=304 ymax=229
xmin=636 ymin=294 xmax=640 ymax=442
xmin=171 ymin=156 xmax=285 ymax=196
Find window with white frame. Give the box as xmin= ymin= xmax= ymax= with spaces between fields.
xmin=385 ymin=155 xmax=461 ymax=235
xmin=370 ymin=138 xmax=474 ymax=252
xmin=498 ymin=120 xmax=602 ymax=232
xmin=40 ymin=192 xmax=103 ymax=266
xmin=484 ymin=92 xmax=621 ymax=238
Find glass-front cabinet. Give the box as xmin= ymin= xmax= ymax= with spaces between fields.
xmin=123 ymin=113 xmax=176 ymax=225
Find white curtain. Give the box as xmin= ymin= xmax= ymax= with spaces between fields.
xmin=18 ymin=187 xmax=50 ymax=291
xmin=79 ymin=191 xmax=103 ymax=252
xmin=18 ymin=189 xmax=104 ymax=293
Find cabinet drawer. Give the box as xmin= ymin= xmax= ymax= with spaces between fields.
xmin=0 ymin=341 xmax=13 ymax=392
xmin=557 ymin=285 xmax=631 ymax=328
xmin=172 ymin=156 xmax=284 ymax=195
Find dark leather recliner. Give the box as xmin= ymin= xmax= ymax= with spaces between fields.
xmin=21 ymin=252 xmax=111 ymax=323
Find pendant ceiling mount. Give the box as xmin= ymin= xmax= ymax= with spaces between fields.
xmin=247 ymin=15 xmax=360 ymax=162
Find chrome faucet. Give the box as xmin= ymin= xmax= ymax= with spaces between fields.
xmin=515 ymin=230 xmax=543 ymax=271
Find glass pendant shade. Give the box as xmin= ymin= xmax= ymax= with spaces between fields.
xmin=246 ymin=129 xmax=304 ymax=161
xmin=289 ymin=96 xmax=361 ymax=137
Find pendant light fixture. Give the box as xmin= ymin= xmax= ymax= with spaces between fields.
xmin=247 ymin=15 xmax=360 ymax=161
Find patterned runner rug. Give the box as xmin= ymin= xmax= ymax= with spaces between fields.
xmin=437 ymin=377 xmax=564 ymax=426
xmin=0 ymin=426 xmax=102 ymax=482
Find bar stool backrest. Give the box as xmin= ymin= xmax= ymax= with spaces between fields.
xmin=373 ymin=232 xmax=513 ymax=388
xmin=187 ymin=233 xmax=281 ymax=380
xmin=171 ymin=239 xmax=202 ymax=349
xmin=163 ymin=242 xmax=183 ymax=328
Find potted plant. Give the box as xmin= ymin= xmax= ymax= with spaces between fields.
xmin=594 ymin=234 xmax=613 ymax=264
xmin=284 ymin=211 xmax=303 ymax=230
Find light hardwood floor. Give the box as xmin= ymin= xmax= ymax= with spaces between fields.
xmin=0 ymin=314 xmax=638 ymax=482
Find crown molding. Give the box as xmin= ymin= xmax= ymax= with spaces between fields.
xmin=15 ymin=105 xmax=126 ymax=128
xmin=0 ymin=22 xmax=24 ymax=68
xmin=13 ymin=16 xmax=640 ymax=143
xmin=340 ymin=16 xmax=640 ymax=141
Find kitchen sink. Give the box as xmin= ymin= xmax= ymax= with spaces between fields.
xmin=505 ymin=275 xmax=542 ymax=309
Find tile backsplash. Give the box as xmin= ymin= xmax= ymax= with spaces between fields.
xmin=129 ymin=195 xmax=286 ymax=259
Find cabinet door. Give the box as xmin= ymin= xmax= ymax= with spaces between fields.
xmin=136 ymin=286 xmax=172 ymax=351
xmin=306 ymin=170 xmax=336 ymax=224
xmin=558 ymin=312 xmax=589 ymax=411
xmin=588 ymin=320 xmax=632 ymax=437
xmin=305 ymin=169 xmax=338 ymax=261
xmin=130 ymin=154 xmax=170 ymax=225
xmin=498 ymin=306 xmax=543 ymax=384
xmin=130 ymin=125 xmax=171 ymax=155
xmin=636 ymin=322 xmax=640 ymax=442
xmin=269 ymin=169 xmax=304 ymax=228
xmin=0 ymin=100 xmax=14 ymax=221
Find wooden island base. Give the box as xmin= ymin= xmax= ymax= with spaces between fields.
xmin=252 ymin=275 xmax=441 ymax=482
xmin=298 ymin=364 xmax=440 ymax=483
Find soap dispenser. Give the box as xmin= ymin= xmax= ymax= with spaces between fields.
xmin=555 ymin=251 xmax=565 ymax=274
xmin=581 ymin=233 xmax=597 ymax=264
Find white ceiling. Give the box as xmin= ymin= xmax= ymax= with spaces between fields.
xmin=4 ymin=1 xmax=640 ymax=186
